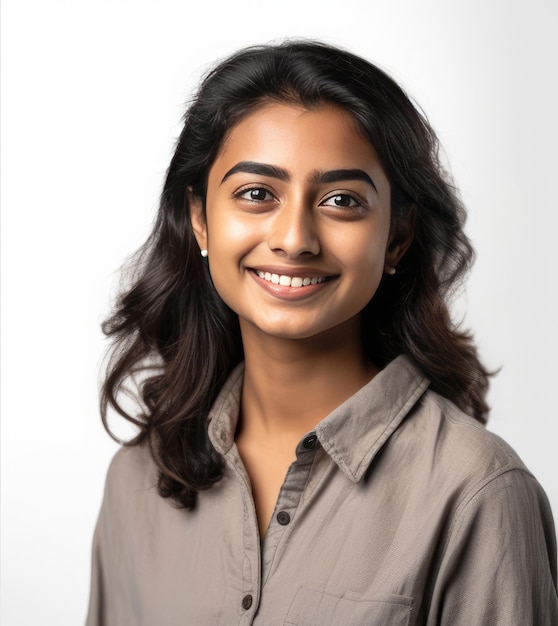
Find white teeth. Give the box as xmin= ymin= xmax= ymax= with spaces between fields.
xmin=256 ymin=271 xmax=328 ymax=288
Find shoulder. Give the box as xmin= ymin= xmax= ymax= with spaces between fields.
xmin=373 ymin=356 xmax=529 ymax=486
xmin=102 ymin=444 xmax=159 ymax=509
xmin=388 ymin=388 xmax=555 ymax=523
xmin=398 ymin=392 xmax=557 ymax=594
xmin=417 ymin=405 xmax=558 ymax=623
xmin=411 ymin=389 xmax=529 ymax=478
xmin=420 ymin=396 xmax=558 ymax=620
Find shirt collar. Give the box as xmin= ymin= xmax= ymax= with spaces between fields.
xmin=208 ymin=355 xmax=430 ymax=483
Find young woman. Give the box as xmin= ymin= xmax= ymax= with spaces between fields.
xmin=87 ymin=41 xmax=558 ymax=625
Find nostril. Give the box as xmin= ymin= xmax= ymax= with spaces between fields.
xmin=268 ymin=228 xmax=320 ymax=257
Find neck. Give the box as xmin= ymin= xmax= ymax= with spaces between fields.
xmin=237 ymin=318 xmax=378 ymax=448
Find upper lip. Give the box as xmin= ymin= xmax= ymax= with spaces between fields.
xmin=249 ymin=266 xmax=337 ymax=278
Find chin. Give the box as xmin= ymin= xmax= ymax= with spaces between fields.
xmin=239 ymin=315 xmax=323 ymax=340
xmin=260 ymin=326 xmax=322 ymax=341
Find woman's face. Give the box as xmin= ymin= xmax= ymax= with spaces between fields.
xmin=191 ymin=103 xmax=402 ymax=343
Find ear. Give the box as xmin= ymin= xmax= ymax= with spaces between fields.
xmin=187 ymin=187 xmax=208 ymax=252
xmin=384 ymin=204 xmax=416 ymax=274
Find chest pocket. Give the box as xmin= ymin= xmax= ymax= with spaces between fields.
xmin=284 ymin=587 xmax=413 ymax=626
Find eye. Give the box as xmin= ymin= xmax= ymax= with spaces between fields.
xmin=236 ymin=187 xmax=274 ymax=202
xmin=321 ymin=193 xmax=362 ymax=208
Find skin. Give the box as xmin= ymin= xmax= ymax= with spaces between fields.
xmin=191 ymin=103 xmax=413 ymax=536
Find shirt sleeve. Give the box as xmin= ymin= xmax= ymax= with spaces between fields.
xmin=428 ymin=468 xmax=558 ymax=625
xmin=85 ymin=510 xmax=103 ymax=626
xmin=84 ymin=448 xmax=132 ymax=626
xmin=85 ymin=494 xmax=107 ymax=626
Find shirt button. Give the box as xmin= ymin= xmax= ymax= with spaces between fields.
xmin=241 ymin=594 xmax=253 ymax=610
xmin=277 ymin=510 xmax=291 ymax=525
xmin=302 ymin=434 xmax=317 ymax=450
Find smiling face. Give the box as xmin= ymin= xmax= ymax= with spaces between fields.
xmin=191 ymin=103 xmax=409 ymax=345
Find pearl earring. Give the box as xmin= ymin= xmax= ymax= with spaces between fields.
xmin=200 ymin=250 xmax=208 ymax=258
xmin=385 ymin=266 xmax=396 ymax=275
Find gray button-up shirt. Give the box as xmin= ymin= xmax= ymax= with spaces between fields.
xmin=87 ymin=356 xmax=558 ymax=625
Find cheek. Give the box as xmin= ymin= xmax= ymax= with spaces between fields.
xmin=207 ymin=259 xmax=239 ymax=314
xmin=207 ymin=210 xmax=262 ymax=258
xmin=205 ymin=213 xmax=259 ymax=304
xmin=339 ymin=229 xmax=390 ymax=309
xmin=340 ymin=228 xmax=389 ymax=274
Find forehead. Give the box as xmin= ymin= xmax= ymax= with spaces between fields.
xmin=208 ymin=103 xmax=387 ymax=185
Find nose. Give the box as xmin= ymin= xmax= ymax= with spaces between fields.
xmin=268 ymin=200 xmax=320 ymax=258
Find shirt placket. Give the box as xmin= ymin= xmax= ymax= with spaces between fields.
xmin=225 ymin=450 xmax=262 ymax=625
xmin=231 ymin=432 xmax=319 ymax=624
xmin=260 ymin=432 xmax=319 ymax=585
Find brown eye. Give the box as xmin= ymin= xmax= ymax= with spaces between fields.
xmin=238 ymin=187 xmax=272 ymax=201
xmin=251 ymin=189 xmax=268 ymax=201
xmin=323 ymin=194 xmax=360 ymax=208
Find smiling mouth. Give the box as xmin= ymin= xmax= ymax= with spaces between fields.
xmin=255 ymin=270 xmax=332 ymax=288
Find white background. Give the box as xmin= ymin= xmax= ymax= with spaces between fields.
xmin=2 ymin=1 xmax=557 ymax=623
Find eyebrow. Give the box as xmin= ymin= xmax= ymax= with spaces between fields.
xmin=220 ymin=160 xmax=377 ymax=191
xmin=312 ymin=169 xmax=377 ymax=191
xmin=221 ymin=161 xmax=290 ymax=184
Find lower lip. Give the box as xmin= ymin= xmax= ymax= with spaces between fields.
xmin=249 ymin=271 xmax=335 ymax=301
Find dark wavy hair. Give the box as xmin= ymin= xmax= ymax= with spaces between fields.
xmin=102 ymin=41 xmax=490 ymax=509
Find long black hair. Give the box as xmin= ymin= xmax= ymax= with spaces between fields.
xmin=102 ymin=41 xmax=490 ymax=509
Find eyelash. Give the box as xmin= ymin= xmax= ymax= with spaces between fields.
xmin=321 ymin=193 xmax=364 ymax=209
xmin=234 ymin=186 xmax=366 ymax=210
xmin=234 ymin=186 xmax=275 ymax=202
